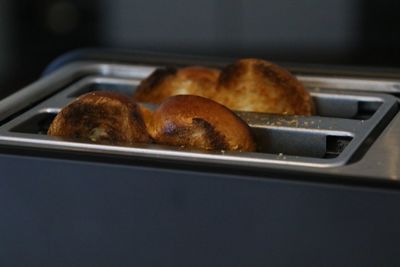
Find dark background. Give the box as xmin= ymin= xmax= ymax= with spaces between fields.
xmin=1 ymin=0 xmax=400 ymax=99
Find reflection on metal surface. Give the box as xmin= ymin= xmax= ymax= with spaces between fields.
xmin=384 ymin=117 xmax=400 ymax=180
xmin=341 ymin=112 xmax=400 ymax=180
xmin=299 ymin=75 xmax=400 ymax=94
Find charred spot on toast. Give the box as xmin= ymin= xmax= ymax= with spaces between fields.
xmin=218 ymin=62 xmax=245 ymax=87
xmin=62 ymin=102 xmax=122 ymax=125
xmin=191 ymin=117 xmax=229 ymax=150
xmin=61 ymin=102 xmax=98 ymax=126
xmin=137 ymin=67 xmax=177 ymax=92
xmin=255 ymin=62 xmax=288 ymax=86
xmin=48 ymin=91 xmax=152 ymax=144
xmin=162 ymin=120 xmax=179 ymax=136
xmin=155 ymin=117 xmax=229 ymax=150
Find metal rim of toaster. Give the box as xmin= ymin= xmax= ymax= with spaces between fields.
xmin=0 ymin=62 xmax=397 ymax=171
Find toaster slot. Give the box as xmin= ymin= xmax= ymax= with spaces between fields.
xmin=10 ymin=112 xmax=57 ymax=135
xmin=311 ymin=94 xmax=382 ymax=119
xmin=252 ymin=127 xmax=353 ymax=158
xmin=9 ymin=110 xmax=354 ymax=161
xmin=68 ymin=77 xmax=139 ymax=97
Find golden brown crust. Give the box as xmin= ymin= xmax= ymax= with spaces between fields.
xmin=134 ymin=58 xmax=314 ymax=116
xmin=133 ymin=66 xmax=220 ymax=103
xmin=147 ymin=95 xmax=256 ymax=152
xmin=214 ymin=58 xmax=315 ymax=115
xmin=48 ymin=91 xmax=152 ymax=145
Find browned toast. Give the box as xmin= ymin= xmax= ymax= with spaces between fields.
xmin=48 ymin=91 xmax=152 ymax=145
xmin=214 ymin=58 xmax=314 ymax=115
xmin=133 ymin=66 xmax=220 ymax=104
xmin=133 ymin=58 xmax=314 ymax=115
xmin=147 ymin=95 xmax=256 ymax=152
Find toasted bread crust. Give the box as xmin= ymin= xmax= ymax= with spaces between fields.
xmin=134 ymin=58 xmax=315 ymax=115
xmin=133 ymin=66 xmax=220 ymax=103
xmin=48 ymin=91 xmax=151 ymax=145
xmin=214 ymin=58 xmax=314 ymax=115
xmin=147 ymin=95 xmax=256 ymax=152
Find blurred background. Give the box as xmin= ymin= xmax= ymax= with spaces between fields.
xmin=1 ymin=0 xmax=400 ymax=99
